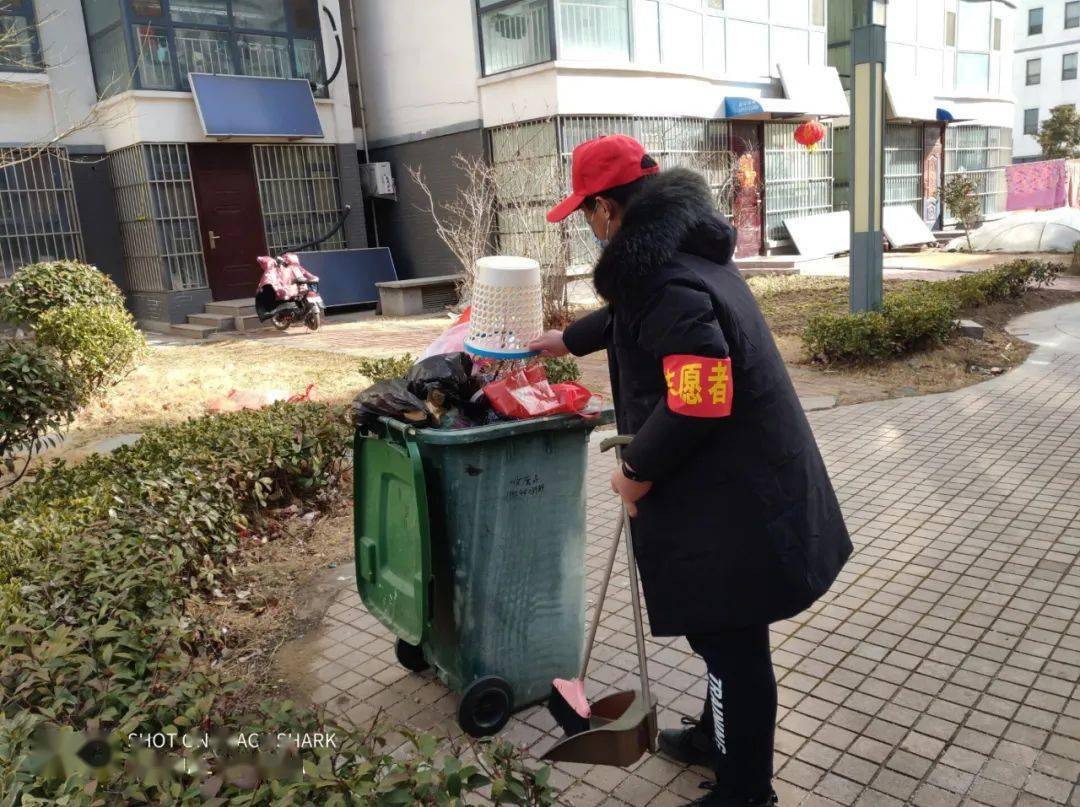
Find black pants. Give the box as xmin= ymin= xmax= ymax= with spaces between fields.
xmin=687 ymin=627 xmax=777 ymax=801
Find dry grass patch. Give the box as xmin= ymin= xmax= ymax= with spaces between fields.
xmin=52 ymin=340 xmax=368 ymax=462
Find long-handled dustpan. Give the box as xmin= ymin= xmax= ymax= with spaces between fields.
xmin=542 ymin=436 xmax=658 ymax=766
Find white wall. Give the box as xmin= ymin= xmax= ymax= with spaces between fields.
xmin=0 ymin=1 xmax=100 ymax=147
xmin=478 ymin=61 xmax=782 ymax=126
xmin=1012 ymin=0 xmax=1079 ymax=158
xmin=350 ymin=0 xmax=482 ymax=145
xmin=884 ymin=0 xmax=1015 ymax=102
xmin=628 ymin=0 xmax=827 ymax=80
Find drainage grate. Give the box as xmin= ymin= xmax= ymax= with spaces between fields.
xmin=421 ymin=285 xmax=457 ymax=313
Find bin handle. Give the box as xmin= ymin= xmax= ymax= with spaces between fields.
xmin=358 ymin=536 xmax=377 ymax=583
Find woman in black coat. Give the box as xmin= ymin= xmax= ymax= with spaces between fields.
xmin=531 ymin=135 xmax=852 ymax=807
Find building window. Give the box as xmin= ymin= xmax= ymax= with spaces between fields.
xmin=251 ymin=145 xmax=345 ymax=255
xmin=1065 ymin=52 xmax=1078 ymax=81
xmin=883 ymin=124 xmax=923 ymax=216
xmin=993 ymin=18 xmax=1001 ymax=51
xmin=477 ymin=0 xmax=641 ymax=75
xmin=957 ymin=52 xmax=990 ymax=92
xmin=108 ymin=143 xmax=207 ymax=292
xmin=0 ymin=0 xmax=42 ymax=71
xmin=558 ymin=0 xmax=629 ymax=62
xmin=82 ymin=0 xmax=326 ymax=97
xmin=1024 ymin=108 xmax=1039 ymax=136
xmin=1028 ymin=7 xmax=1043 ymax=35
xmin=478 ymin=0 xmax=554 ymax=75
xmin=811 ymin=0 xmax=824 ymax=28
xmin=488 ymin=116 xmax=740 ymax=268
xmin=945 ymin=11 xmax=956 ymax=46
xmin=764 ymin=122 xmax=833 ymax=244
xmin=0 ymin=149 xmax=85 ymax=278
xmin=944 ymin=126 xmax=1011 ymax=221
xmin=1026 ymin=57 xmax=1041 ymax=85
xmin=1068 ymin=2 xmax=1080 ymax=29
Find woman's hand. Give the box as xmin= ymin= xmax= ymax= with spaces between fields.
xmin=529 ymin=330 xmax=569 ymax=357
xmin=611 ymin=466 xmax=652 ymax=517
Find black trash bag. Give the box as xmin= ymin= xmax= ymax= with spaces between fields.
xmin=405 ymin=352 xmax=477 ymax=404
xmin=353 ymin=379 xmax=432 ymax=430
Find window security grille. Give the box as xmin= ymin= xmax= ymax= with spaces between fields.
xmin=252 ymin=145 xmax=345 ymax=255
xmin=0 ymin=148 xmax=85 ymax=278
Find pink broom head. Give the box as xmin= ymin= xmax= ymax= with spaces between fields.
xmin=553 ymin=678 xmax=591 ymax=719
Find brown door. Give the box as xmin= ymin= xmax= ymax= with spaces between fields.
xmin=730 ymin=122 xmax=764 ymax=258
xmin=189 ymin=144 xmax=268 ymax=301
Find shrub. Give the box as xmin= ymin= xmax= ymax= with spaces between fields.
xmin=542 ymin=355 xmax=582 ymax=384
xmin=803 ymin=259 xmax=1061 ymax=364
xmin=803 ymin=310 xmax=893 ymax=363
xmin=0 ymin=260 xmax=125 ymax=327
xmin=943 ymin=175 xmax=981 ymax=251
xmin=0 ymin=404 xmax=553 ymax=803
xmin=358 ymin=353 xmax=415 ymax=383
xmin=0 ymin=341 xmax=82 ymax=486
xmin=881 ymin=286 xmax=958 ymax=351
xmin=35 ymin=304 xmax=146 ymax=399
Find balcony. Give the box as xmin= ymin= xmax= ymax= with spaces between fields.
xmin=479 ymin=0 xmax=630 ymax=76
xmin=83 ymin=0 xmax=326 ymax=97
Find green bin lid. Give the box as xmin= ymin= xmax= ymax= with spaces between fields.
xmin=354 ymin=435 xmax=431 ymax=645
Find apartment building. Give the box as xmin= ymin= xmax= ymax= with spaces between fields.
xmin=353 ymin=0 xmax=849 ymax=275
xmin=351 ymin=0 xmax=1018 ymax=279
xmin=1013 ymin=0 xmax=1079 ymax=161
xmin=1 ymin=0 xmax=365 ymax=330
xmin=829 ymin=0 xmax=1016 ymax=226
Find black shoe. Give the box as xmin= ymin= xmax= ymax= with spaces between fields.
xmin=659 ymin=716 xmax=716 ymax=767
xmin=687 ymin=781 xmax=779 ymax=806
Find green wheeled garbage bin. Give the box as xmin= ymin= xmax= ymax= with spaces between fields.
xmin=354 ymin=411 xmax=612 ymax=737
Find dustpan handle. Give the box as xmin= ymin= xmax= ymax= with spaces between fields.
xmin=621 ymin=500 xmax=653 ymax=716
xmin=580 ymin=508 xmax=624 ymax=678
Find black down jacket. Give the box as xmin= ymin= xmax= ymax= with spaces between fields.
xmin=563 ymin=168 xmax=852 ymax=635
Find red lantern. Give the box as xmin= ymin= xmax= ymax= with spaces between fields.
xmin=794 ymin=120 xmax=826 ymax=152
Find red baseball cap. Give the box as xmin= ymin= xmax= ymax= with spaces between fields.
xmin=546 ymin=134 xmax=660 ymax=223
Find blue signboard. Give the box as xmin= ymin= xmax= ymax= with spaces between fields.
xmin=190 ymin=74 xmax=323 ymax=138
xmin=294 ymin=248 xmax=398 ymax=308
xmin=724 ymin=97 xmax=765 ymax=118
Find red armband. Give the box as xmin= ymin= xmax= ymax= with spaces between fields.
xmin=663 ymin=354 xmax=733 ymax=418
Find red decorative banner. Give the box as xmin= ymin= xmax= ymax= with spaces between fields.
xmin=663 ymin=354 xmax=734 ymax=418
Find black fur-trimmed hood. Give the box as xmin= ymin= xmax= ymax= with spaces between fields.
xmin=593 ymin=168 xmax=736 ymax=306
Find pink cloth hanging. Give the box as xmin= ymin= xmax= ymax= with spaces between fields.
xmin=1006 ymin=159 xmax=1069 ymax=210
xmin=1067 ymin=160 xmax=1080 ymax=209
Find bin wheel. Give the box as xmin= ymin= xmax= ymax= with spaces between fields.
xmin=395 ymin=639 xmax=429 ymax=673
xmin=458 ymin=676 xmax=513 ymax=737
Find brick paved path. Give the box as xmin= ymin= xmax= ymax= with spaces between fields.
xmin=308 ymin=302 xmax=1080 ymax=807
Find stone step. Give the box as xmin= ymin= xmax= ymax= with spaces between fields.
xmin=188 ymin=312 xmax=237 ymax=331
xmin=206 ymin=298 xmax=256 ymax=317
xmin=170 ymin=323 xmax=217 ymax=339
xmin=236 ymin=313 xmax=272 ymax=332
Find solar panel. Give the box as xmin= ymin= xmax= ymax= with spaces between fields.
xmin=293 ymin=248 xmax=398 ymax=308
xmin=190 ymin=74 xmax=324 ymax=139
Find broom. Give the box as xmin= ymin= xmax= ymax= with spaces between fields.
xmin=547 ymin=506 xmax=626 ymax=736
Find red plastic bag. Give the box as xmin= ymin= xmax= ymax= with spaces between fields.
xmin=483 ymin=365 xmax=594 ymax=420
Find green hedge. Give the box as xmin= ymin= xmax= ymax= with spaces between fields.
xmin=0 ymin=404 xmax=553 ymax=804
xmin=0 ymin=263 xmax=145 ymax=488
xmin=0 ymin=260 xmax=125 ymax=328
xmin=35 ymin=304 xmax=146 ymax=400
xmin=803 ymin=259 xmax=1062 ymax=364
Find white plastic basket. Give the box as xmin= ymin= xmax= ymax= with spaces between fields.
xmin=464 ymin=256 xmax=544 ymax=360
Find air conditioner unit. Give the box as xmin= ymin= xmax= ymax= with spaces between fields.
xmin=360 ymin=162 xmax=396 ymax=199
